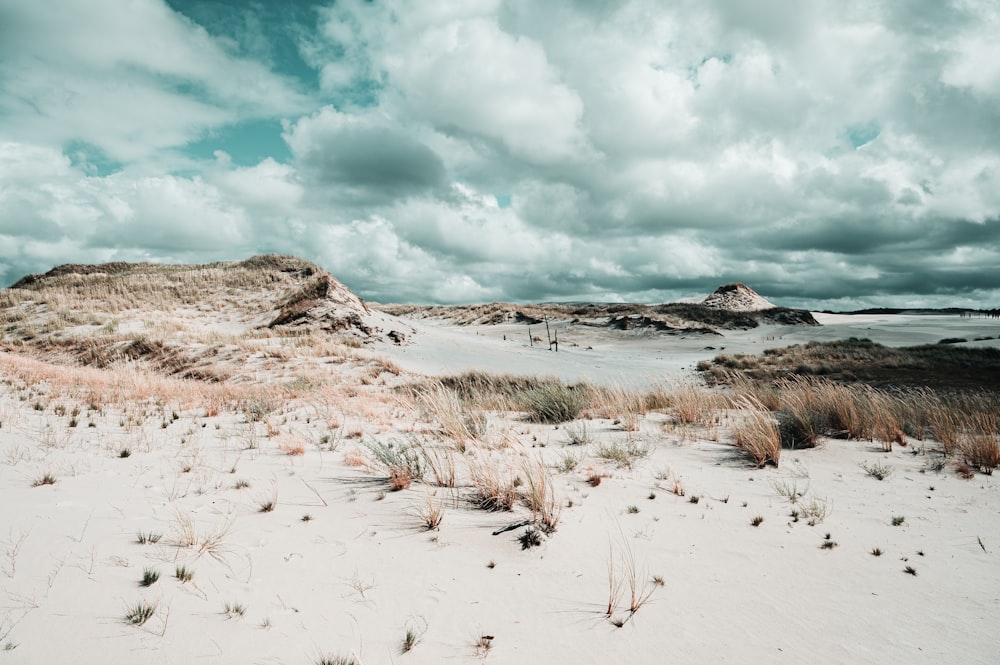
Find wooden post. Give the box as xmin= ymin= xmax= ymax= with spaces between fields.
xmin=545 ymin=318 xmax=552 ymax=350
xmin=528 ymin=326 xmax=533 ymax=346
xmin=553 ymin=329 xmax=558 ymax=352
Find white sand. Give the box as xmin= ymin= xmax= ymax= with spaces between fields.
xmin=376 ymin=312 xmax=1000 ymax=386
xmin=1 ymin=312 xmax=998 ymax=663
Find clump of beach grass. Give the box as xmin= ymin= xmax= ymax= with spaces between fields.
xmin=732 ymin=396 xmax=781 ymax=467
xmin=365 ymin=439 xmax=425 ymax=491
xmin=139 ymin=567 xmax=160 ymax=587
xmin=519 ymin=383 xmax=588 ymax=423
xmin=123 ymin=600 xmax=156 ymax=626
xmin=520 ymin=455 xmax=561 ymax=533
xmin=861 ymin=460 xmax=892 ymax=481
xmin=594 ymin=438 xmax=650 ymax=469
xmin=416 ymin=492 xmax=445 ymax=530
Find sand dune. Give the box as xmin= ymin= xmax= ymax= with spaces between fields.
xmin=1 ymin=258 xmax=998 ymax=664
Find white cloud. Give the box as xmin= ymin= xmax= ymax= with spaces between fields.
xmin=2 ymin=0 xmax=1000 ymax=309
xmin=211 ymin=157 xmax=304 ymax=215
xmin=0 ymin=142 xmax=252 ymax=260
xmin=942 ymin=37 xmax=1000 ymax=97
xmin=383 ymin=18 xmax=589 ymax=163
xmin=0 ymin=0 xmax=310 ymax=162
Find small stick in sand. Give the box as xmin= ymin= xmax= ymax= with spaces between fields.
xmin=492 ymin=520 xmax=532 ymax=536
xmin=301 ymin=478 xmax=328 ymax=507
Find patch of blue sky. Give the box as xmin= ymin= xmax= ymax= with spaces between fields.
xmin=846 ymin=121 xmax=880 ymax=148
xmin=688 ymin=53 xmax=732 ymax=87
xmin=185 ymin=118 xmax=292 ymax=166
xmin=65 ymin=140 xmax=124 ymax=176
xmin=165 ymin=0 xmax=321 ymax=90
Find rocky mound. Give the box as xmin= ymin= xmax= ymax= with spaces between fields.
xmin=702 ymin=283 xmax=776 ymax=311
xmin=268 ymin=271 xmax=373 ymax=335
xmin=606 ymin=315 xmax=721 ymax=336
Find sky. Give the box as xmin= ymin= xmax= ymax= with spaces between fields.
xmin=1 ymin=0 xmax=999 ymax=310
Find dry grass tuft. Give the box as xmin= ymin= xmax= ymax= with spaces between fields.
xmin=587 ymin=384 xmax=646 ymax=430
xmin=364 ymin=439 xmax=424 ymax=490
xmin=342 ymin=448 xmax=370 ymax=468
xmin=605 ymin=534 xmax=658 ymax=625
xmin=958 ymin=413 xmax=999 ymax=473
xmin=421 ymin=445 xmax=458 ymax=487
xmin=520 ymin=456 xmax=561 ymax=533
xmin=416 ymin=492 xmax=446 ymax=530
xmin=669 ymin=382 xmax=714 ymax=425
xmin=474 ymin=634 xmax=494 ymax=657
xmin=415 ymin=383 xmax=488 ymax=451
xmin=32 ymin=472 xmax=57 ymax=487
xmin=278 ymin=434 xmax=307 ymax=456
xmin=731 ymin=396 xmax=781 ymax=467
xmin=594 ymin=439 xmax=650 ymax=469
xmin=388 ymin=469 xmax=413 ymax=491
xmin=467 ymin=452 xmax=518 ymax=511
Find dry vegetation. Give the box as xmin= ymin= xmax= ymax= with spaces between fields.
xmin=699 ymin=342 xmax=1000 ymax=470
xmin=398 ymin=364 xmax=1000 ymax=473
xmin=4 ymin=255 xmax=326 ymax=316
xmin=4 ymin=261 xmax=998 ymax=482
xmin=0 ymin=255 xmax=389 ymax=384
xmin=731 ymin=396 xmax=782 ymax=467
xmin=4 ymin=257 xmax=998 ymax=662
xmin=701 ymin=337 xmax=1000 ymax=393
xmin=375 ymin=300 xmax=816 ymax=332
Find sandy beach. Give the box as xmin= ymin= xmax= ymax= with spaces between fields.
xmin=2 ymin=262 xmax=998 ymax=664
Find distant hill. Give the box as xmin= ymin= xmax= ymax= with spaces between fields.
xmin=827 ymin=307 xmax=1000 ymax=317
xmin=702 ymin=283 xmax=775 ymax=311
xmin=378 ymin=292 xmax=819 ymax=332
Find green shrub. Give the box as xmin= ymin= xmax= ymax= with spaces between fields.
xmin=519 ymin=384 xmax=588 ymax=423
xmin=776 ymin=408 xmax=828 ymax=449
xmin=364 ymin=439 xmax=425 ymax=485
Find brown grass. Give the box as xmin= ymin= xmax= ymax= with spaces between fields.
xmin=587 ymin=384 xmax=645 ymax=430
xmin=668 ymin=382 xmax=714 ymax=425
xmin=3 ymin=255 xmax=323 ymax=316
xmin=1 ymin=256 xmax=399 ymax=398
xmin=0 ymin=351 xmax=280 ymax=413
xmin=421 ymin=445 xmax=458 ymax=488
xmin=605 ymin=535 xmax=658 ymax=624
xmin=704 ymin=337 xmax=1000 ymax=393
xmin=388 ymin=469 xmax=413 ymax=491
xmin=869 ymin=390 xmax=906 ymax=451
xmin=724 ymin=374 xmax=998 ymax=462
xmin=416 ymin=492 xmax=445 ymax=530
xmin=467 ymin=451 xmax=518 ymax=511
xmin=586 ymin=470 xmax=607 ymax=487
xmin=520 ymin=456 xmax=561 ymax=533
xmin=958 ymin=413 xmax=1000 ymax=473
xmin=431 ymin=372 xmax=565 ymax=411
xmin=342 ymin=448 xmax=370 ymax=468
xmin=278 ymin=437 xmax=307 ymax=456
xmin=415 ymin=383 xmax=488 ymax=451
xmin=731 ymin=396 xmax=781 ymax=467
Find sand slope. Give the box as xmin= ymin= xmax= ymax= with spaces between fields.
xmin=1 ymin=372 xmax=998 ymax=664
xmin=2 ymin=261 xmax=999 ymax=663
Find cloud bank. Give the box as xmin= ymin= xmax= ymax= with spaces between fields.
xmin=1 ymin=0 xmax=999 ymax=309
